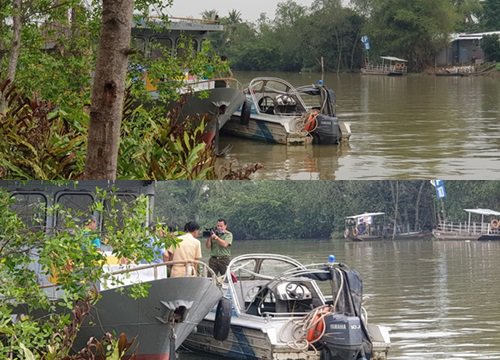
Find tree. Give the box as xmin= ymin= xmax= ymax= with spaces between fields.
xmin=481 ymin=34 xmax=500 ymax=61
xmin=84 ymin=0 xmax=134 ymax=180
xmin=366 ymin=0 xmax=457 ymax=70
xmin=6 ymin=0 xmax=21 ymax=83
xmin=452 ymin=0 xmax=483 ymax=32
xmin=482 ymin=0 xmax=500 ymax=31
xmin=0 ymin=0 xmax=241 ymax=180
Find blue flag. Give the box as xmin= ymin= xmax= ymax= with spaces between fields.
xmin=361 ymin=35 xmax=370 ymax=50
xmin=430 ymin=180 xmax=446 ymax=199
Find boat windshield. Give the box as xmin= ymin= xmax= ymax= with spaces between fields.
xmin=246 ymin=78 xmax=308 ymax=115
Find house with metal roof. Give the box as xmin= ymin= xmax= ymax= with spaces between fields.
xmin=435 ymin=31 xmax=500 ymax=66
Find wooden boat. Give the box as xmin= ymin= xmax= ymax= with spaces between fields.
xmin=344 ymin=212 xmax=429 ymax=241
xmin=344 ymin=212 xmax=386 ymax=241
xmin=184 ymin=253 xmax=391 ymax=360
xmin=361 ymin=56 xmax=408 ymax=76
xmin=432 ymin=208 xmax=500 ymax=241
xmin=222 ymin=77 xmax=351 ymax=145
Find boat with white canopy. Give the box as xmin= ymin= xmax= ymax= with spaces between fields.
xmin=361 ymin=56 xmax=408 ymax=76
xmin=344 ymin=212 xmax=386 ymax=241
xmin=432 ymin=208 xmax=500 ymax=241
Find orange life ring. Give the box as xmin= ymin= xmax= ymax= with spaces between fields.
xmin=352 ymin=228 xmax=359 ymax=237
xmin=306 ymin=313 xmax=325 ymax=343
xmin=304 ymin=111 xmax=319 ymax=132
xmin=491 ymin=219 xmax=499 ymax=229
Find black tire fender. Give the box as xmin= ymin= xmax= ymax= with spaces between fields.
xmin=213 ymin=297 xmax=232 ymax=341
xmin=240 ymin=100 xmax=251 ymax=125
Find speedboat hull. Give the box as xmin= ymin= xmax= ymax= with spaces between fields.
xmin=223 ymin=112 xmax=345 ymax=145
xmin=184 ymin=254 xmax=390 ymax=360
xmin=222 ymin=77 xmax=350 ymax=145
xmin=74 ymin=276 xmax=222 ymax=359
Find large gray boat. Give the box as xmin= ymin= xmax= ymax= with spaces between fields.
xmin=3 ymin=181 xmax=223 ymax=360
xmin=61 ymin=260 xmax=222 ymax=360
xmin=132 ymin=18 xmax=245 ymax=147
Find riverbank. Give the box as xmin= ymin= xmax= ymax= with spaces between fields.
xmin=424 ymin=62 xmax=499 ymax=78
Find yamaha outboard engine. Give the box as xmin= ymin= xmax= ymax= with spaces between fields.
xmin=314 ymin=114 xmax=341 ymax=144
xmin=320 ymin=314 xmax=366 ymax=360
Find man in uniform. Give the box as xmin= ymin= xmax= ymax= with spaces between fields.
xmin=206 ymin=218 xmax=233 ymax=276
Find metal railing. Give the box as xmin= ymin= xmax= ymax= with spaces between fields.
xmin=40 ymin=259 xmax=218 ymax=299
xmin=435 ymin=221 xmax=497 ymax=234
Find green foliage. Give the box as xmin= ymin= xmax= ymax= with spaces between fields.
xmin=0 ymin=81 xmax=86 ymax=179
xmin=0 ymin=2 xmax=243 ymax=180
xmin=481 ymin=35 xmax=500 ymax=62
xmin=0 ymin=188 xmax=177 ymax=359
xmin=154 ymin=181 xmax=500 ymax=240
xmin=211 ymin=0 xmax=493 ymax=72
xmin=481 ymin=0 xmax=500 ymax=31
xmin=366 ymin=0 xmax=457 ymax=70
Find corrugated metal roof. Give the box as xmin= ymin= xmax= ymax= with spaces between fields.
xmin=380 ymin=56 xmax=408 ymax=62
xmin=345 ymin=212 xmax=385 ymax=219
xmin=464 ymin=209 xmax=500 ymax=216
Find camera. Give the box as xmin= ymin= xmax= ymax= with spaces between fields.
xmin=202 ymin=227 xmax=224 ymax=238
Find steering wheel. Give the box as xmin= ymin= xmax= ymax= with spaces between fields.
xmin=258 ymin=96 xmax=275 ymax=113
xmin=285 ymin=282 xmax=306 ymax=300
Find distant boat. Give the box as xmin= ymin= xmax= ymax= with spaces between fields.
xmin=344 ymin=212 xmax=429 ymax=241
xmin=361 ymin=56 xmax=408 ymax=76
xmin=344 ymin=212 xmax=387 ymax=241
xmin=222 ymin=77 xmax=351 ymax=145
xmin=432 ymin=208 xmax=500 ymax=241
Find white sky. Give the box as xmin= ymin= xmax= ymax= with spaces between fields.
xmin=167 ymin=0 xmax=316 ymax=22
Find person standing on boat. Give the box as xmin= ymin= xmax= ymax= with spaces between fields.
xmin=167 ymin=221 xmax=202 ymax=277
xmin=206 ymin=218 xmax=233 ymax=276
xmin=84 ymin=216 xmax=101 ymax=250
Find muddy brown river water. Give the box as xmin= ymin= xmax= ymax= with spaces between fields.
xmin=180 ymin=238 xmax=500 ymax=360
xmin=217 ymin=72 xmax=500 ymax=180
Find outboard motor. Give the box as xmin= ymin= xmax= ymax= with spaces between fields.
xmin=320 ymin=314 xmax=366 ymax=360
xmin=314 ymin=114 xmax=341 ymax=144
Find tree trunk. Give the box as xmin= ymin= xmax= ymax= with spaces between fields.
xmin=391 ymin=181 xmax=399 ymax=240
xmin=84 ymin=0 xmax=134 ymax=179
xmin=7 ymin=0 xmax=21 ymax=83
xmin=414 ymin=180 xmax=425 ymax=231
xmin=350 ymin=31 xmax=360 ymax=71
xmin=0 ymin=0 xmax=21 ymax=113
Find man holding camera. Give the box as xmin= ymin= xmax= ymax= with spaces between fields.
xmin=206 ymin=218 xmax=233 ymax=276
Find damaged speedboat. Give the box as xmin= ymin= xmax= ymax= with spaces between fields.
xmin=184 ymin=253 xmax=390 ymax=360
xmin=222 ymin=77 xmax=351 ymax=145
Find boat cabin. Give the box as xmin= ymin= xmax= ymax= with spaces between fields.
xmin=243 ymin=77 xmax=309 ymax=116
xmin=227 ymin=255 xmax=327 ymax=317
xmin=344 ymin=212 xmax=386 ymax=241
xmin=2 ymin=180 xmax=155 ymax=232
xmin=132 ymin=17 xmax=223 ymax=60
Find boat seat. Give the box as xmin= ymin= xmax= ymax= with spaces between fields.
xmin=235 ymin=280 xmax=275 ymax=315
